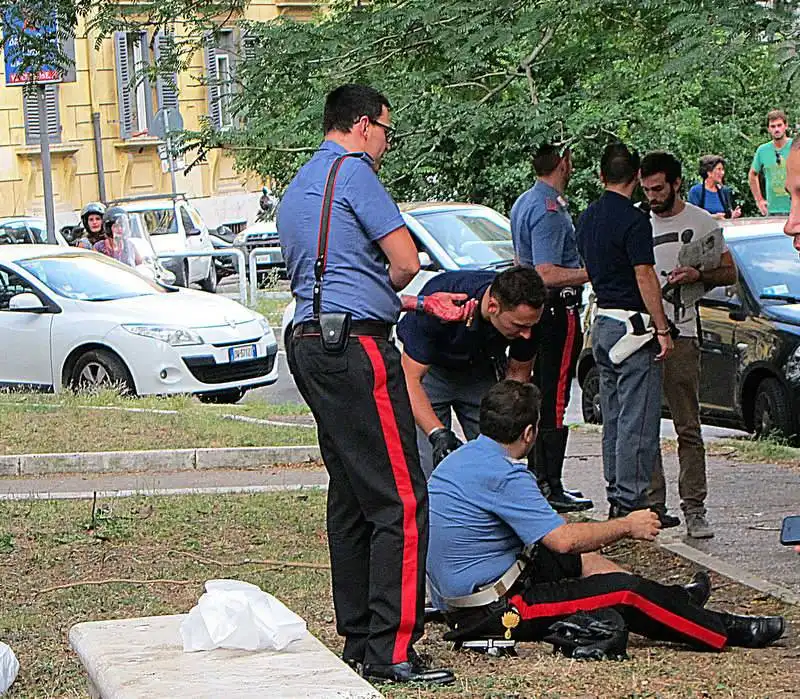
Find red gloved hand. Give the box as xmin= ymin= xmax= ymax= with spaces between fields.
xmin=422 ymin=292 xmax=478 ymax=322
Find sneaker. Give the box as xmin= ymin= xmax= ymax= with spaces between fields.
xmin=686 ymin=512 xmax=714 ymax=539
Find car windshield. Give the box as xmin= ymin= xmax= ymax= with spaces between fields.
xmin=0 ymin=221 xmax=46 ymax=245
xmin=411 ymin=209 xmax=515 ymax=268
xmin=731 ymin=235 xmax=800 ymax=303
xmin=138 ymin=208 xmax=178 ymax=236
xmin=17 ymin=254 xmax=166 ymax=301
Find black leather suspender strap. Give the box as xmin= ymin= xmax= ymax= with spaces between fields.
xmin=312 ymin=152 xmax=364 ymax=320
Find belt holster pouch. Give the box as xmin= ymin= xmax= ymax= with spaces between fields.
xmin=319 ymin=312 xmax=351 ymax=354
xmin=542 ymin=608 xmax=629 ymax=661
xmin=443 ymin=598 xmax=508 ymax=642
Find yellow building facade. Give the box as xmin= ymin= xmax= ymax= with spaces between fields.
xmin=0 ymin=1 xmax=321 ymax=228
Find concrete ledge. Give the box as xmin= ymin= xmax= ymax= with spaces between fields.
xmin=1 ymin=446 xmax=322 ymax=477
xmin=18 ymin=449 xmax=196 ymax=476
xmin=0 ymin=455 xmax=20 ymax=477
xmin=69 ymin=614 xmax=381 ymax=699
xmin=195 ymin=446 xmax=320 ymax=471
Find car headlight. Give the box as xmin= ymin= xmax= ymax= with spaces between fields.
xmin=122 ymin=324 xmax=204 ymax=346
xmin=258 ymin=316 xmax=276 ymax=341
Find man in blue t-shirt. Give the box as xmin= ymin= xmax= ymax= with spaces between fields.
xmin=576 ymin=143 xmax=672 ymax=517
xmin=427 ymin=380 xmax=785 ymax=652
xmin=397 ymin=266 xmax=545 ymax=477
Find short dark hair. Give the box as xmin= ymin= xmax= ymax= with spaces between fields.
xmin=698 ymin=154 xmax=725 ymax=179
xmin=640 ymin=151 xmax=682 ymax=184
xmin=533 ymin=143 xmax=567 ymax=177
xmin=480 ymin=380 xmax=542 ymax=443
xmin=600 ymin=142 xmax=640 ymax=185
xmin=767 ymin=109 xmax=787 ymax=125
xmin=489 ymin=266 xmax=547 ymax=310
xmin=323 ymin=84 xmax=391 ymax=134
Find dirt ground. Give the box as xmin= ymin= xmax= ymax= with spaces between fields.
xmin=0 ymin=491 xmax=797 ymax=699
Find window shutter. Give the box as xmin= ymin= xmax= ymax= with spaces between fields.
xmin=204 ymin=35 xmax=222 ymax=130
xmin=137 ymin=32 xmax=155 ymax=131
xmin=114 ymin=31 xmax=133 ymax=138
xmin=154 ymin=31 xmax=180 ymax=113
xmin=241 ymin=29 xmax=257 ymax=62
xmin=23 ymin=85 xmax=61 ymax=145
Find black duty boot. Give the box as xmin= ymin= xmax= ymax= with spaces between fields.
xmin=682 ymin=571 xmax=712 ymax=607
xmin=650 ymin=505 xmax=681 ymax=529
xmin=362 ymin=654 xmax=455 ymax=685
xmin=538 ymin=427 xmax=594 ymax=512
xmin=719 ymin=613 xmax=785 ymax=648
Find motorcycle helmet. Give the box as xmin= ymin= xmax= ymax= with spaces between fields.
xmin=102 ymin=206 xmax=130 ymax=238
xmin=80 ymin=202 xmax=106 ymax=242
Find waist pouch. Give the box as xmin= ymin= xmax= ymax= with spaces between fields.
xmin=319 ymin=312 xmax=351 ymax=354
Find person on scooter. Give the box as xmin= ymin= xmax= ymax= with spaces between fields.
xmin=93 ymin=207 xmax=142 ymax=268
xmin=74 ymin=202 xmax=106 ymax=249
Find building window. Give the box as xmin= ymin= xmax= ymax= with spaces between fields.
xmin=22 ymin=85 xmax=61 ymax=146
xmin=204 ymin=30 xmax=236 ymax=131
xmin=114 ymin=31 xmax=154 ymax=139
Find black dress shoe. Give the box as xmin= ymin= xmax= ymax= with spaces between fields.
xmin=651 ymin=505 xmax=680 ymax=529
xmin=342 ymin=657 xmax=362 ymax=673
xmin=565 ymin=488 xmax=585 ymax=498
xmin=720 ymin=613 xmax=785 ymax=648
xmin=682 ymin=571 xmax=711 ymax=607
xmin=362 ymin=657 xmax=455 ymax=685
xmin=548 ymin=490 xmax=594 ymax=513
xmin=608 ymin=502 xmax=632 ymax=519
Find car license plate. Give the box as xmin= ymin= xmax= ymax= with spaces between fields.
xmin=256 ymin=253 xmax=276 ymax=264
xmin=229 ymin=344 xmax=257 ymax=362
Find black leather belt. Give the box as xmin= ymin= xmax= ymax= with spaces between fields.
xmin=547 ymin=285 xmax=582 ymax=307
xmin=293 ymin=320 xmax=392 ymax=340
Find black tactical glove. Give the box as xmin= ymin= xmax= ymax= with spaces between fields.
xmin=542 ymin=609 xmax=629 ymax=661
xmin=428 ymin=428 xmax=463 ymax=467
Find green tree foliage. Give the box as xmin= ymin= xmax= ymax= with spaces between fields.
xmin=211 ymin=0 xmax=799 ymax=214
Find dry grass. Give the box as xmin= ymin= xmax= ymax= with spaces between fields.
xmin=0 ymin=491 xmax=798 ymax=698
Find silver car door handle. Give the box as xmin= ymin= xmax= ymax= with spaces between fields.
xmin=704 ymin=348 xmax=723 ymax=355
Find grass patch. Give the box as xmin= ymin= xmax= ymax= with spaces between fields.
xmin=712 ymin=435 xmax=800 ymax=465
xmin=253 ymin=297 xmax=290 ymax=330
xmin=0 ymin=390 xmax=313 ymax=454
xmin=1 ymin=491 xmax=797 ymax=699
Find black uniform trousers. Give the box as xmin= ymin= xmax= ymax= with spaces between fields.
xmin=445 ymin=548 xmax=728 ymax=651
xmin=287 ymin=330 xmax=428 ymax=666
xmin=528 ymin=293 xmax=583 ymax=493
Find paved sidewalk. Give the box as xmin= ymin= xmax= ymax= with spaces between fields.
xmin=1 ymin=429 xmax=798 ymax=600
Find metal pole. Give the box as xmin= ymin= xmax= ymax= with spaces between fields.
xmin=37 ymin=84 xmax=57 ymax=244
xmin=163 ymin=109 xmax=177 ymax=195
xmin=91 ymin=112 xmax=107 ymax=202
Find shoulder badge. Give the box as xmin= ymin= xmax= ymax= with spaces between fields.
xmin=545 ymin=199 xmax=559 ymax=213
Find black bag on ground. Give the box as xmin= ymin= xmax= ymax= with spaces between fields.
xmin=542 ymin=608 xmax=629 ymax=661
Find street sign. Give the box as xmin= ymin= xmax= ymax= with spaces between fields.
xmin=2 ymin=11 xmax=76 ymax=86
xmin=151 ymin=108 xmax=184 ymax=139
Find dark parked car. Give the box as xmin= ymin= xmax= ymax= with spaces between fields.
xmin=577 ymin=218 xmax=800 ymax=442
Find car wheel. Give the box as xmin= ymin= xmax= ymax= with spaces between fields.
xmin=199 ymin=260 xmax=217 ymax=293
xmin=753 ymin=377 xmax=793 ymax=441
xmin=174 ymin=261 xmax=189 ymax=288
xmin=70 ymin=349 xmax=134 ymax=395
xmin=198 ymin=388 xmax=246 ymax=404
xmin=581 ymin=365 xmax=602 ymax=424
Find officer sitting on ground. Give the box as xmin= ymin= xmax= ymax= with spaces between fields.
xmin=397 ymin=266 xmax=545 ymax=478
xmin=427 ymin=380 xmax=785 ymax=653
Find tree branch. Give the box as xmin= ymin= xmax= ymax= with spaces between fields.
xmin=477 ymin=26 xmax=555 ymax=106
xmin=36 ymin=578 xmax=199 ymax=595
xmin=172 ymin=549 xmax=330 ymax=571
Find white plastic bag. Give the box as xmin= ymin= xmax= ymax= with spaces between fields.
xmin=0 ymin=642 xmax=19 ymax=695
xmin=180 ymin=579 xmax=307 ymax=652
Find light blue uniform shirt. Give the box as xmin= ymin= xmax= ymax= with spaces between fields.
xmin=510 ymin=181 xmax=580 ymax=268
xmin=277 ymin=141 xmax=406 ymax=324
xmin=427 ymin=435 xmax=564 ymax=608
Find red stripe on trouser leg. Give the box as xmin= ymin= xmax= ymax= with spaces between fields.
xmin=358 ymin=336 xmax=420 ymax=663
xmin=508 ymin=591 xmax=727 ymax=650
xmin=554 ymin=310 xmax=577 ymax=429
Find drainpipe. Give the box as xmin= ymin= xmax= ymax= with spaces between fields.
xmin=84 ymin=19 xmax=107 ymax=202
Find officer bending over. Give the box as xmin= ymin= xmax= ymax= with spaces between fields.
xmin=427 ymin=380 xmax=785 ymax=652
xmin=397 ymin=266 xmax=546 ymax=477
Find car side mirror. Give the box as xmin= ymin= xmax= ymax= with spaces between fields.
xmin=9 ymin=292 xmax=47 ymax=313
xmin=418 ymin=251 xmax=435 ymax=270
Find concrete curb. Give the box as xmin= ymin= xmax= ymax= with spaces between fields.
xmin=0 ymin=446 xmax=321 ymax=477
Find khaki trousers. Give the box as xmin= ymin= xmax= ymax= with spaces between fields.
xmin=648 ymin=337 xmax=708 ymax=514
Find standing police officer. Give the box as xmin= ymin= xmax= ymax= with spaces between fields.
xmin=278 ymin=84 xmax=461 ymax=686
xmin=510 ymin=144 xmax=593 ymax=512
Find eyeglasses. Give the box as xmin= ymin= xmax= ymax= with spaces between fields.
xmin=776 ymin=151 xmax=783 ymax=165
xmin=369 ymin=118 xmax=396 ymax=145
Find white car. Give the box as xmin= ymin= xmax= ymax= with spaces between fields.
xmin=281 ymin=202 xmax=516 ymax=344
xmin=112 ymin=195 xmax=217 ymax=292
xmin=0 ymin=246 xmax=278 ymax=403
